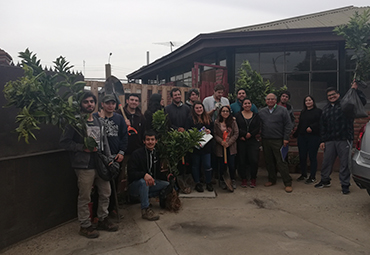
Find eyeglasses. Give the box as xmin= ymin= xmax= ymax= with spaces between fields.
xmin=327 ymin=93 xmax=337 ymax=98
xmin=82 ymin=100 xmax=95 ymax=104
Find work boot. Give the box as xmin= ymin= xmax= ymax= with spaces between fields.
xmin=285 ymin=186 xmax=293 ymax=193
xmin=97 ymin=217 xmax=118 ymax=232
xmin=79 ymin=225 xmax=99 ymax=238
xmin=142 ymin=208 xmax=160 ymax=221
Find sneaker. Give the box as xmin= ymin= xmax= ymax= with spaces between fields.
xmin=250 ymin=179 xmax=256 ymax=188
xmin=296 ymin=175 xmax=307 ymax=181
xmin=232 ymin=179 xmax=237 ymax=189
xmin=241 ymin=179 xmax=248 ymax=188
xmin=219 ymin=180 xmax=227 ymax=190
xmin=206 ymin=183 xmax=214 ymax=192
xmin=195 ymin=183 xmax=204 ymax=192
xmin=342 ymin=185 xmax=350 ymax=195
xmin=314 ymin=181 xmax=331 ymax=188
xmin=79 ymin=226 xmax=99 ymax=238
xmin=97 ymin=217 xmax=118 ymax=232
xmin=305 ymin=178 xmax=316 ymax=184
xmin=141 ymin=207 xmax=160 ymax=221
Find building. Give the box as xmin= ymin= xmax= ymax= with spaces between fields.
xmin=127 ymin=6 xmax=370 ymax=109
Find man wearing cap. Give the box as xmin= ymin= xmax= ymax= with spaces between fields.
xmin=93 ymin=94 xmax=128 ymax=217
xmin=94 ymin=94 xmax=128 ymax=161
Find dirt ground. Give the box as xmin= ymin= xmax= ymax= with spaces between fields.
xmin=2 ymin=170 xmax=370 ymax=255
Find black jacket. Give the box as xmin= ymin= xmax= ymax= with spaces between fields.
xmin=127 ymin=146 xmax=167 ymax=184
xmin=235 ymin=112 xmax=261 ymax=140
xmin=320 ymin=89 xmax=366 ymax=142
xmin=293 ymin=108 xmax=322 ymax=138
xmin=122 ymin=105 xmax=146 ymax=155
xmin=165 ymin=102 xmax=190 ymax=130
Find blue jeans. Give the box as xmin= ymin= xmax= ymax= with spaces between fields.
xmin=192 ymin=153 xmax=212 ymax=184
xmin=128 ymin=179 xmax=169 ymax=209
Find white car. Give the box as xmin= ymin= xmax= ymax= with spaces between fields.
xmin=352 ymin=121 xmax=370 ymax=196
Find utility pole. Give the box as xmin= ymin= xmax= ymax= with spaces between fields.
xmin=105 ymin=53 xmax=112 ymax=79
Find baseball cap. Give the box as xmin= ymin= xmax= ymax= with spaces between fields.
xmin=102 ymin=94 xmax=116 ymax=103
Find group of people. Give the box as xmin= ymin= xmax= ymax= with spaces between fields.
xmin=60 ymin=80 xmax=366 ymax=239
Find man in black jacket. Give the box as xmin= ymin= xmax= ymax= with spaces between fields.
xmin=118 ymin=93 xmax=146 ymax=194
xmin=315 ymin=82 xmax=367 ymax=194
xmin=165 ymin=87 xmax=190 ymax=132
xmin=128 ymin=130 xmax=169 ymax=221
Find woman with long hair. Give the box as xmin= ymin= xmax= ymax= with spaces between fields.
xmin=144 ymin=93 xmax=164 ymax=130
xmin=235 ymin=98 xmax=261 ymax=188
xmin=214 ymin=105 xmax=239 ymax=190
xmin=293 ymin=95 xmax=322 ymax=184
xmin=185 ymin=101 xmax=214 ymax=192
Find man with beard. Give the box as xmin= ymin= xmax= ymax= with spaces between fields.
xmin=165 ymin=88 xmax=190 ymax=132
xmin=230 ymin=88 xmax=258 ymax=116
xmin=60 ymin=91 xmax=118 ymax=238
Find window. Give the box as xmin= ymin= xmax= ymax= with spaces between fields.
xmin=286 ymin=51 xmax=309 ymax=72
xmin=312 ymin=50 xmax=338 ymax=71
xmin=235 ymin=52 xmax=259 ymax=72
xmin=234 ymin=45 xmax=341 ymax=110
xmin=260 ymin=52 xmax=284 ymax=73
xmin=287 ymin=74 xmax=309 ymax=108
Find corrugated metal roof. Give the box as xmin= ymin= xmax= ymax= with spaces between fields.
xmin=218 ymin=6 xmax=370 ymax=33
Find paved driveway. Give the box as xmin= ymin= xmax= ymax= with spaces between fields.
xmin=3 ymin=170 xmax=370 ymax=255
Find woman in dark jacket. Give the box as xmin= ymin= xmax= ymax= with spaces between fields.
xmin=144 ymin=94 xmax=164 ymax=131
xmin=293 ymin=95 xmax=322 ymax=184
xmin=185 ymin=101 xmax=214 ymax=192
xmin=235 ymin=98 xmax=261 ymax=188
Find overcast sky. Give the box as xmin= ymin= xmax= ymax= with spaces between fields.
xmin=1 ymin=1 xmax=369 ymax=80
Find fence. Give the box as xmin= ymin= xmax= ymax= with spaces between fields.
xmin=85 ymin=81 xmax=194 ymax=113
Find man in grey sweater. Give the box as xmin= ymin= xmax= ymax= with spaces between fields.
xmin=259 ymin=93 xmax=293 ymax=193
